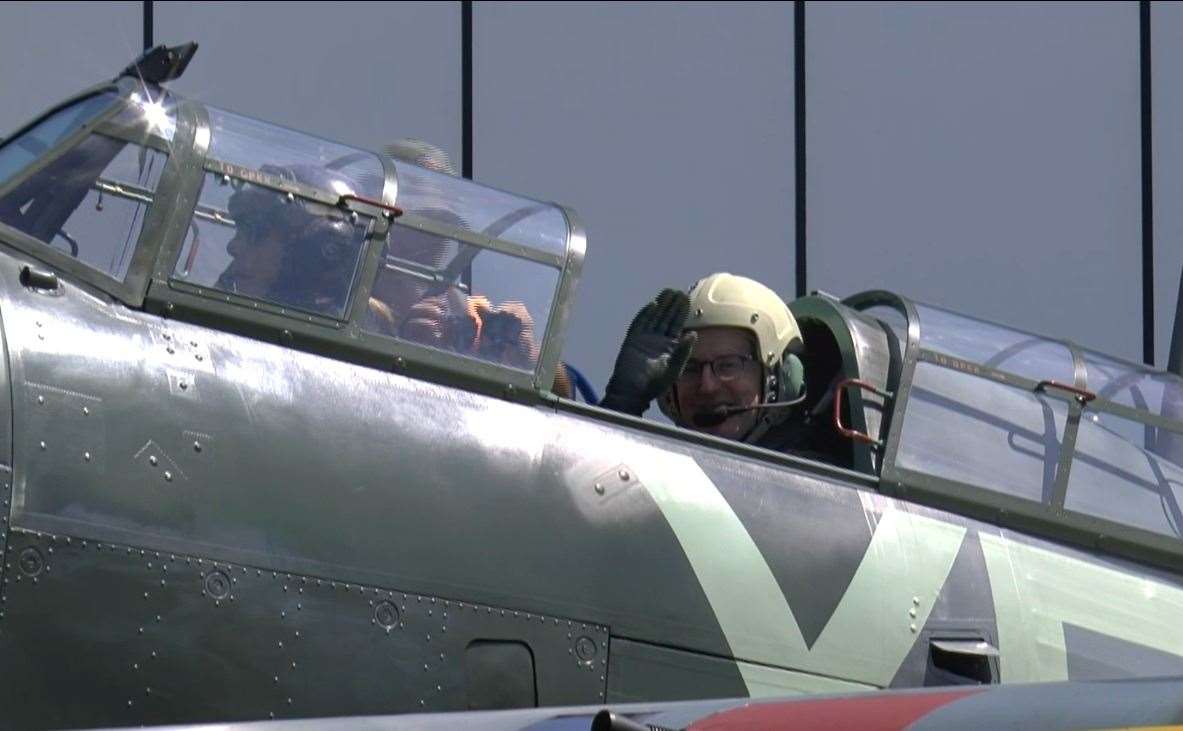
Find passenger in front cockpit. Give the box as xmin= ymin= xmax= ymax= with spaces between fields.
xmin=600 ymin=272 xmax=817 ymax=455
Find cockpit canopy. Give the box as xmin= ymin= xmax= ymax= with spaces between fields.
xmin=0 ymin=77 xmax=584 ymax=392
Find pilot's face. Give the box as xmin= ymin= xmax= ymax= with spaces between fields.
xmin=223 ymin=220 xmax=285 ymax=298
xmin=674 ymin=327 xmax=763 ymax=440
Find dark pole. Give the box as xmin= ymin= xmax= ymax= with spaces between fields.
xmin=1170 ymin=268 xmax=1183 ymax=377
xmin=794 ymin=0 xmax=807 ymax=299
xmin=462 ymin=0 xmax=473 ymax=180
xmin=143 ymin=1 xmax=153 ymax=51
xmin=1141 ymin=0 xmax=1155 ymax=366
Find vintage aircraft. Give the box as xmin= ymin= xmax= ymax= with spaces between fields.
xmin=0 ymin=44 xmax=1180 ymax=730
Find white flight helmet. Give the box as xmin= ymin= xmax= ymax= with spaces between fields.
xmin=659 ymin=272 xmax=805 ymax=442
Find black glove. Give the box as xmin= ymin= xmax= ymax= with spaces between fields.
xmin=600 ymin=289 xmax=697 ymax=416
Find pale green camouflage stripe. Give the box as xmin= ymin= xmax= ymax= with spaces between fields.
xmin=635 ymin=450 xmax=965 ymax=690
xmin=981 ymin=532 xmax=1183 ymax=682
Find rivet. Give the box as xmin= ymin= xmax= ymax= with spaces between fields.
xmin=82 ymin=407 xmax=89 ymax=416
xmin=909 ymin=608 xmax=917 ymax=618
xmin=149 ymin=456 xmax=158 ymax=467
xmin=195 ymin=354 xmax=203 ymax=362
xmin=910 ymin=623 xmax=918 ymax=633
xmin=594 ymin=483 xmax=604 ymax=495
xmin=38 ymin=441 xmax=45 ymax=450
xmin=618 ymin=469 xmax=630 ymax=481
xmin=750 ymin=313 xmax=759 ymax=324
xmin=36 ymin=396 xmax=44 ymax=405
xmin=166 ymin=303 xmax=174 ymax=313
xmin=164 ymin=471 xmax=173 ymax=481
xmin=194 ymin=441 xmax=202 ymax=452
xmin=912 ymin=597 xmax=920 ymax=606
xmin=83 ymin=452 xmax=91 ymax=462
xmin=286 ymin=192 xmax=295 ymax=203
xmin=166 ymin=346 xmax=174 ymax=355
xmin=179 ymin=380 xmax=188 ymax=390
xmin=220 ymin=174 xmax=230 ymax=185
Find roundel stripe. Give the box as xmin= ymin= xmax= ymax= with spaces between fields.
xmin=686 ymin=689 xmax=980 ymax=730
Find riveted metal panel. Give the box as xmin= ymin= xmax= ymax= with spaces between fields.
xmin=0 ymin=467 xmax=10 ymax=626
xmin=0 ymin=529 xmax=607 ymax=729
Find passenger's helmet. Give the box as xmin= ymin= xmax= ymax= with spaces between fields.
xmin=659 ymin=272 xmax=805 ymax=442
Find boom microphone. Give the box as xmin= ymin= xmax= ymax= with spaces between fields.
xmin=690 ymin=393 xmax=808 ymax=428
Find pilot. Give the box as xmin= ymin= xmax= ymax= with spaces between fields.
xmin=600 ymin=272 xmax=808 ymax=449
xmin=218 ymin=163 xmax=360 ymax=317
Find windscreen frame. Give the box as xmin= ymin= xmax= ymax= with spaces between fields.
xmin=0 ymin=77 xmax=180 ymax=307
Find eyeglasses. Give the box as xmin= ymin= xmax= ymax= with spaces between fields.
xmin=678 ymin=354 xmax=756 ymax=384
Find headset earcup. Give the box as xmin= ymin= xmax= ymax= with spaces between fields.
xmin=782 ymin=353 xmax=805 ymax=400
